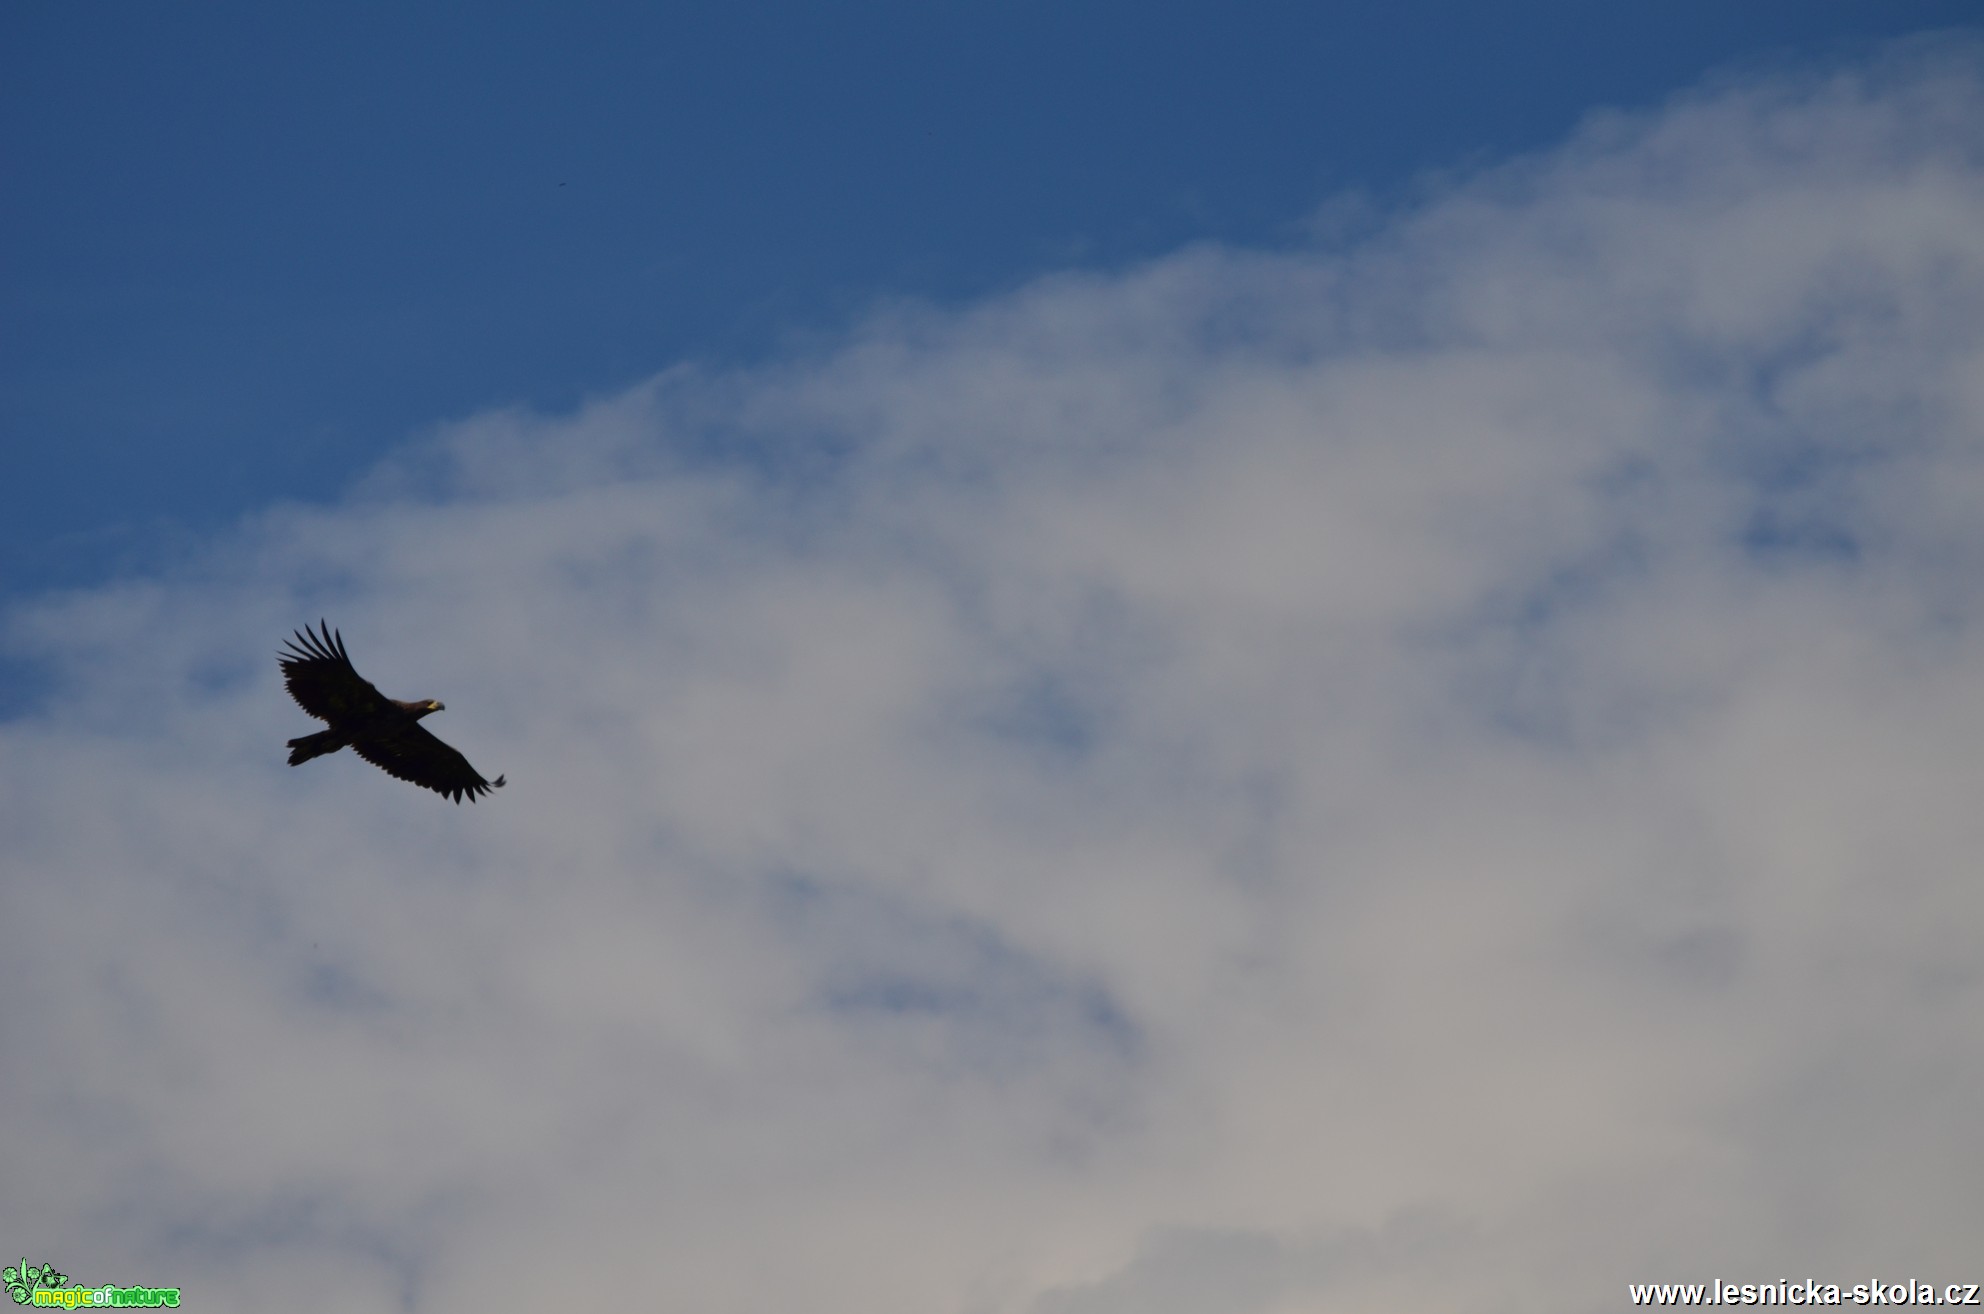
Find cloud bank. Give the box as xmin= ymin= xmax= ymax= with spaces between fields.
xmin=6 ymin=36 xmax=1984 ymax=1314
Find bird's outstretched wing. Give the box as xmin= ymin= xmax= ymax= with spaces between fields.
xmin=351 ymin=723 xmax=507 ymax=804
xmin=279 ymin=621 xmax=392 ymax=723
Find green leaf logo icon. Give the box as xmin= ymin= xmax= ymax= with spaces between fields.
xmin=3 ymin=1261 xmax=68 ymax=1304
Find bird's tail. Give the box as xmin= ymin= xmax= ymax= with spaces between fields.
xmin=286 ymin=729 xmax=346 ymax=766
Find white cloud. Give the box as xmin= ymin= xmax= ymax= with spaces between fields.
xmin=6 ymin=36 xmax=1984 ymax=1314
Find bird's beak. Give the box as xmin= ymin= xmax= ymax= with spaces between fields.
xmin=431 ymin=700 xmax=445 ymax=712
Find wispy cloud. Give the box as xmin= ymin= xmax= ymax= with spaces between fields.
xmin=5 ymin=36 xmax=1984 ymax=1314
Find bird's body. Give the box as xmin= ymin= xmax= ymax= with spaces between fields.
xmin=279 ymin=622 xmax=505 ymax=803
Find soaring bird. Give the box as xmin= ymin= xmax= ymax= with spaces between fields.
xmin=279 ymin=621 xmax=506 ymax=803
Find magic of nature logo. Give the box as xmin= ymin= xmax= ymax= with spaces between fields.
xmin=4 ymin=1260 xmax=180 ymax=1308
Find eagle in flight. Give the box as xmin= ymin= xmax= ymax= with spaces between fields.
xmin=280 ymin=621 xmax=506 ymax=803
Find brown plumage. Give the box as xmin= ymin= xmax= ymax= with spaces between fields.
xmin=279 ymin=621 xmax=506 ymax=804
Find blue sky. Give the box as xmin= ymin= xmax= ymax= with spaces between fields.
xmin=4 ymin=0 xmax=1977 ymax=601
xmin=8 ymin=9 xmax=1984 ymax=1314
